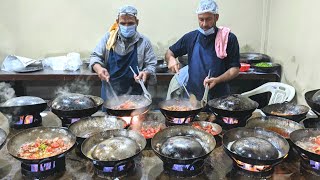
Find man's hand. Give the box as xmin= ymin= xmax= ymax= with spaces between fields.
xmin=134 ymin=71 xmax=149 ymax=83
xmin=167 ymin=57 xmax=180 ymax=73
xmin=165 ymin=49 xmax=180 ymax=73
xmin=203 ymin=77 xmax=219 ymax=89
xmin=93 ymin=64 xmax=110 ymax=81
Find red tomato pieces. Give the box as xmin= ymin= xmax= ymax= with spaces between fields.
xmin=139 ymin=126 xmax=161 ymax=139
xmin=192 ymin=122 xmax=219 ymax=136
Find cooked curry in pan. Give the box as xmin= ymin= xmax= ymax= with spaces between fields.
xmin=18 ymin=137 xmax=71 ymax=159
xmin=162 ymin=105 xmax=192 ymax=111
xmin=114 ymin=100 xmax=138 ymax=110
xmin=296 ymin=135 xmax=320 ymax=155
xmin=18 ymin=137 xmax=72 ymax=159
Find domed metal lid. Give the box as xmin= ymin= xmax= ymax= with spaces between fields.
xmin=160 ymin=136 xmax=205 ymax=159
xmin=209 ymin=94 xmax=258 ymax=111
xmin=51 ymin=93 xmax=95 ymax=111
xmin=2 ymin=96 xmax=45 ymax=107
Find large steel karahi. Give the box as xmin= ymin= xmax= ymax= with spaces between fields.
xmin=261 ymin=102 xmax=309 ymax=122
xmin=69 ymin=116 xmax=126 ymax=155
xmin=152 ymin=126 xmax=216 ymax=163
xmin=159 ymin=98 xmax=204 ymax=119
xmin=7 ymin=127 xmax=76 ymax=162
xmin=290 ymin=128 xmax=320 ymax=175
xmin=208 ymin=94 xmax=259 ymax=117
xmin=305 ymin=89 xmax=320 ymax=114
xmin=69 ymin=116 xmax=126 ymax=139
xmin=0 ymin=96 xmax=47 ymax=115
xmin=223 ymin=127 xmax=289 ymax=168
xmin=151 ymin=126 xmax=216 ymax=177
xmin=6 ymin=127 xmax=76 ymax=179
xmin=81 ymin=129 xmax=146 ymax=166
xmin=50 ymin=93 xmax=103 ymax=118
xmin=104 ymin=95 xmax=151 ymax=116
xmin=246 ymin=116 xmax=304 ymax=139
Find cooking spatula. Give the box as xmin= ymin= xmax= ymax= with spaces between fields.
xmin=129 ymin=66 xmax=152 ymax=101
xmin=201 ymin=70 xmax=211 ymax=107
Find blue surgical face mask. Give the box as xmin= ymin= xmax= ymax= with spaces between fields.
xmin=119 ymin=24 xmax=137 ymax=38
xmin=197 ymin=27 xmax=215 ymax=36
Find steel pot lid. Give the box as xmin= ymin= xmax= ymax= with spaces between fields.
xmin=209 ymin=94 xmax=258 ymax=111
xmin=90 ymin=136 xmax=140 ymax=161
xmin=51 ymin=93 xmax=95 ymax=110
xmin=2 ymin=96 xmax=45 ymax=107
xmin=230 ymin=137 xmax=279 ymax=160
xmin=160 ymin=136 xmax=205 ymax=159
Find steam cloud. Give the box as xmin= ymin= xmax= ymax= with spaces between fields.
xmin=0 ymin=82 xmax=16 ymax=103
xmin=55 ymin=79 xmax=93 ymax=96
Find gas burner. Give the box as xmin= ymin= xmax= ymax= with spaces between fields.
xmin=230 ymin=159 xmax=274 ymax=179
xmin=163 ymin=160 xmax=204 ymax=177
xmin=300 ymin=157 xmax=320 ymax=176
xmin=215 ymin=115 xmax=249 ymax=130
xmin=59 ymin=117 xmax=81 ymax=127
xmin=165 ymin=117 xmax=193 ymax=126
xmin=11 ymin=113 xmax=42 ymax=129
xmin=93 ymin=161 xmax=135 ymax=178
xmin=21 ymin=156 xmax=66 ymax=179
xmin=234 ymin=159 xmax=272 ymax=172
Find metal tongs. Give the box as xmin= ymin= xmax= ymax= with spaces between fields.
xmin=175 ymin=73 xmax=190 ymax=98
xmin=201 ymin=70 xmax=211 ymax=107
xmin=129 ymin=66 xmax=152 ymax=101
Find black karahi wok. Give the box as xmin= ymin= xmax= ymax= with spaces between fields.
xmin=104 ymin=95 xmax=151 ymax=117
xmin=208 ymin=94 xmax=259 ymax=118
xmin=159 ymin=98 xmax=204 ymax=119
xmin=151 ymin=126 xmax=216 ymax=165
xmin=301 ymin=117 xmax=320 ymax=128
xmin=81 ymin=129 xmax=146 ymax=167
xmin=50 ymin=93 xmax=104 ymax=118
xmin=290 ymin=128 xmax=320 ymax=162
xmin=0 ymin=128 xmax=7 ymax=150
xmin=246 ymin=116 xmax=304 ymax=139
xmin=261 ymin=102 xmax=309 ymax=122
xmin=7 ymin=127 xmax=76 ymax=163
xmin=240 ymin=53 xmax=271 ymax=64
xmin=0 ymin=96 xmax=47 ymax=116
xmin=223 ymin=127 xmax=289 ymax=165
xmin=305 ymin=89 xmax=320 ymax=114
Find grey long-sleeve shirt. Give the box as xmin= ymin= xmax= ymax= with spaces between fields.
xmin=89 ymin=32 xmax=157 ymax=84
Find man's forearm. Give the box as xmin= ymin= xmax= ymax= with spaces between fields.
xmin=165 ymin=49 xmax=176 ymax=63
xmin=93 ymin=63 xmax=103 ymax=73
xmin=215 ymin=67 xmax=240 ymax=84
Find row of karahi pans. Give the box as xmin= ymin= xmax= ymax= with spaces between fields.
xmin=0 ymin=89 xmax=320 ymax=178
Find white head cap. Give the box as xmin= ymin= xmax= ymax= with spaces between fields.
xmin=196 ymin=0 xmax=219 ymax=15
xmin=118 ymin=5 xmax=138 ymax=17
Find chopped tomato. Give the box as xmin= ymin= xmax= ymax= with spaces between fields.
xmin=50 ymin=142 xmax=60 ymax=148
xmin=315 ymin=137 xmax=320 ymax=146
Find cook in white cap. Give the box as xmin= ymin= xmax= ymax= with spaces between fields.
xmin=90 ymin=5 xmax=156 ymax=109
xmin=165 ymin=0 xmax=240 ymax=100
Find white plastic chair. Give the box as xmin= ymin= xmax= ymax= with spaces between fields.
xmin=241 ymin=82 xmax=295 ymax=105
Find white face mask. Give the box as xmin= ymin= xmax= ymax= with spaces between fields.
xmin=197 ymin=27 xmax=215 ymax=36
